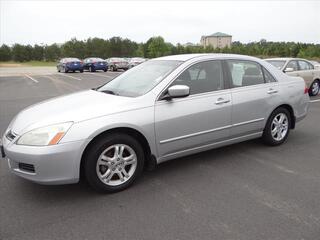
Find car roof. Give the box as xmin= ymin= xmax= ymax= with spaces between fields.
xmin=265 ymin=58 xmax=293 ymax=61
xmin=265 ymin=57 xmax=312 ymax=62
xmin=154 ymin=53 xmax=262 ymax=62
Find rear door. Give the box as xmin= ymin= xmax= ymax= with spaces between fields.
xmin=226 ymin=60 xmax=280 ymax=137
xmin=297 ymin=60 xmax=315 ymax=87
xmin=155 ymin=60 xmax=232 ymax=158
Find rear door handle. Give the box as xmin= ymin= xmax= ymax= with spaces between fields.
xmin=267 ymin=89 xmax=278 ymax=94
xmin=215 ymin=98 xmax=230 ymax=105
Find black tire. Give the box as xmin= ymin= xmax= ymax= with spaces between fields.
xmin=80 ymin=69 xmax=83 ymax=73
xmin=262 ymin=107 xmax=291 ymax=146
xmin=64 ymin=67 xmax=68 ymax=73
xmin=84 ymin=133 xmax=145 ymax=193
xmin=89 ymin=66 xmax=95 ymax=72
xmin=309 ymin=80 xmax=319 ymax=96
xmin=57 ymin=67 xmax=61 ymax=72
xmin=72 ymin=70 xmax=75 ymax=73
xmin=103 ymin=69 xmax=107 ymax=72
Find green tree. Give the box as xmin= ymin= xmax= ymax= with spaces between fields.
xmin=32 ymin=44 xmax=44 ymax=61
xmin=44 ymin=44 xmax=61 ymax=61
xmin=0 ymin=44 xmax=12 ymax=61
xmin=146 ymin=36 xmax=170 ymax=58
xmin=12 ymin=44 xmax=29 ymax=62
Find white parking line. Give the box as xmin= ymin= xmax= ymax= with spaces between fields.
xmin=58 ymin=73 xmax=82 ymax=81
xmin=24 ymin=74 xmax=39 ymax=83
xmin=310 ymin=99 xmax=320 ymax=103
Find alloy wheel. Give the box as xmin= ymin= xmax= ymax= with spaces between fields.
xmin=96 ymin=144 xmax=137 ymax=186
xmin=311 ymin=81 xmax=319 ymax=95
xmin=271 ymin=113 xmax=289 ymax=141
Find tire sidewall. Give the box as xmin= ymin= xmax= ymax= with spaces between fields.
xmin=263 ymin=107 xmax=291 ymax=146
xmin=84 ymin=134 xmax=145 ymax=193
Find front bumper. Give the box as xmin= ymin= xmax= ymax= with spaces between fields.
xmin=1 ymin=135 xmax=88 ymax=185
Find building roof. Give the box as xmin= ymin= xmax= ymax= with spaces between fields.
xmin=203 ymin=32 xmax=232 ymax=38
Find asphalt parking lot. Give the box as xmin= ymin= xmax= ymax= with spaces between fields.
xmin=1 ymin=69 xmax=320 ymax=240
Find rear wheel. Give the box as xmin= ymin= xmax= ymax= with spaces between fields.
xmin=84 ymin=133 xmax=145 ymax=193
xmin=80 ymin=69 xmax=83 ymax=73
xmin=103 ymin=69 xmax=107 ymax=72
xmin=89 ymin=66 xmax=95 ymax=72
xmin=64 ymin=67 xmax=68 ymax=73
xmin=309 ymin=80 xmax=319 ymax=96
xmin=262 ymin=107 xmax=291 ymax=146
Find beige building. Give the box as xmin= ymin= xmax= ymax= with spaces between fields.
xmin=200 ymin=32 xmax=232 ymax=48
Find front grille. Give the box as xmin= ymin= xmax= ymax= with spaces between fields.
xmin=18 ymin=163 xmax=35 ymax=173
xmin=6 ymin=130 xmax=17 ymax=141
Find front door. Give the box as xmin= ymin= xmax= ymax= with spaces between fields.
xmin=155 ymin=60 xmax=232 ymax=158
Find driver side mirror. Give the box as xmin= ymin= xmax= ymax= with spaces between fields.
xmin=284 ymin=67 xmax=294 ymax=73
xmin=162 ymin=85 xmax=190 ymax=100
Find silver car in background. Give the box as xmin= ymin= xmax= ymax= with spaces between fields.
xmin=266 ymin=58 xmax=320 ymax=96
xmin=106 ymin=57 xmax=129 ymax=71
xmin=1 ymin=54 xmax=309 ymax=193
xmin=128 ymin=57 xmax=147 ymax=68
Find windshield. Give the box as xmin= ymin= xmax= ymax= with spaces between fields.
xmin=98 ymin=60 xmax=182 ymax=97
xmin=266 ymin=60 xmax=286 ymax=70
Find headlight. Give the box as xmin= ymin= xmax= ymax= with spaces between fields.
xmin=16 ymin=122 xmax=73 ymax=146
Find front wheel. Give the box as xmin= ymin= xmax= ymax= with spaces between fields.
xmin=262 ymin=107 xmax=291 ymax=146
xmin=309 ymin=80 xmax=319 ymax=96
xmin=84 ymin=133 xmax=145 ymax=193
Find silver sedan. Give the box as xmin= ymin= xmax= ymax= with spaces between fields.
xmin=1 ymin=54 xmax=309 ymax=193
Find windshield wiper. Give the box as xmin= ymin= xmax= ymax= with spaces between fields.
xmin=101 ymin=90 xmax=119 ymax=95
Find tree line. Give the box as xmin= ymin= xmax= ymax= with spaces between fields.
xmin=0 ymin=36 xmax=319 ymax=62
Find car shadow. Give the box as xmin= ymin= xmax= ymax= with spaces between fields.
xmin=13 ymin=139 xmax=263 ymax=201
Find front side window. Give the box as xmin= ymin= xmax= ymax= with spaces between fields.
xmin=98 ymin=60 xmax=182 ymax=97
xmin=286 ymin=61 xmax=298 ymax=71
xmin=227 ymin=60 xmax=264 ymax=87
xmin=170 ymin=60 xmax=224 ymax=95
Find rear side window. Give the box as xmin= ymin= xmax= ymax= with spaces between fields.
xmin=263 ymin=68 xmax=277 ymax=83
xmin=298 ymin=60 xmax=313 ymax=70
xmin=171 ymin=60 xmax=224 ymax=95
xmin=226 ymin=60 xmax=264 ymax=87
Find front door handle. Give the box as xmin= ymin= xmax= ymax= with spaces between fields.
xmin=267 ymin=88 xmax=278 ymax=94
xmin=215 ymin=98 xmax=230 ymax=105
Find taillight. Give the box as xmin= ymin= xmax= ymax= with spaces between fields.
xmin=304 ymin=87 xmax=309 ymax=94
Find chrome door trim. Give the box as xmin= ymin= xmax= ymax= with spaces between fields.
xmin=232 ymin=118 xmax=265 ymax=127
xmin=159 ymin=118 xmax=264 ymax=144
xmin=159 ymin=125 xmax=232 ymax=144
xmin=159 ymin=131 xmax=263 ymax=162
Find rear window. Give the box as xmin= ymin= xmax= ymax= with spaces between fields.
xmin=66 ymin=58 xmax=80 ymax=62
xmin=266 ymin=60 xmax=286 ymax=70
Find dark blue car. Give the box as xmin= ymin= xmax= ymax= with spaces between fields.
xmin=83 ymin=58 xmax=108 ymax=72
xmin=57 ymin=58 xmax=84 ymax=73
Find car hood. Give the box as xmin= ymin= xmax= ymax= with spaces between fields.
xmin=10 ymin=90 xmax=143 ymax=135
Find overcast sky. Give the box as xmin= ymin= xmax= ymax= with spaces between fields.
xmin=1 ymin=0 xmax=319 ymax=46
